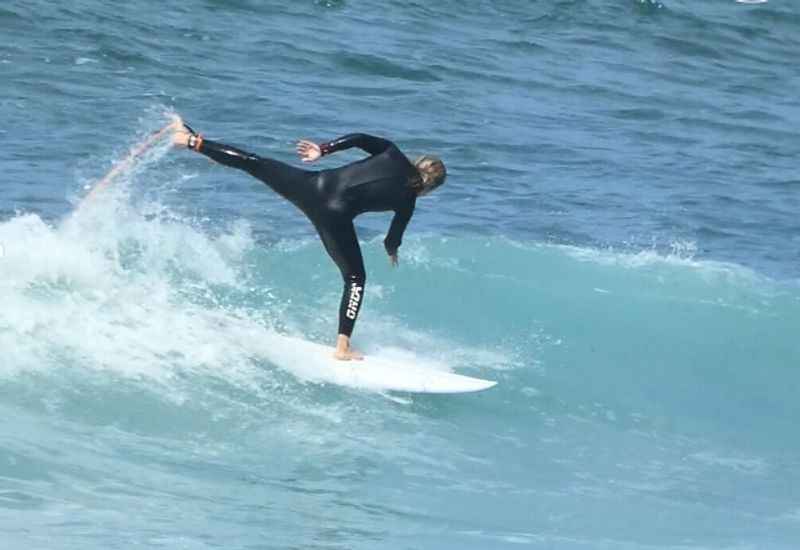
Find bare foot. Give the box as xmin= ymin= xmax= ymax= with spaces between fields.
xmin=333 ymin=348 xmax=364 ymax=361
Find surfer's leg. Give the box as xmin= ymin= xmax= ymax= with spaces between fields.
xmin=197 ymin=139 xmax=317 ymax=208
xmin=315 ymin=219 xmax=366 ymax=340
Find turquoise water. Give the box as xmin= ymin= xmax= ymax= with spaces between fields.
xmin=1 ymin=1 xmax=799 ymax=548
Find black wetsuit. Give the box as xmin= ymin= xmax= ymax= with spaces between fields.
xmin=197 ymin=133 xmax=418 ymax=337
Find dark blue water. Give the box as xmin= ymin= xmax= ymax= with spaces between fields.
xmin=1 ymin=1 xmax=799 ymax=548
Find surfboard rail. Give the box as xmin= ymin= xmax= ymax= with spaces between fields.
xmin=264 ymin=333 xmax=498 ymax=394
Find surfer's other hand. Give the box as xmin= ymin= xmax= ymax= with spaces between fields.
xmin=296 ymin=140 xmax=322 ymax=163
xmin=389 ymin=253 xmax=399 ymax=267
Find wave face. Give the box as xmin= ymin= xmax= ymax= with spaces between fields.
xmin=1 ymin=146 xmax=798 ymax=548
xmin=1 ymin=0 xmax=799 ymax=548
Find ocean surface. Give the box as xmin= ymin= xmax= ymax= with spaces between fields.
xmin=1 ymin=1 xmax=799 ymax=548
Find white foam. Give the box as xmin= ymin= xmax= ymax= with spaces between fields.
xmin=556 ymin=240 xmax=765 ymax=284
xmin=688 ymin=451 xmax=768 ymax=476
xmin=354 ymin=316 xmax=519 ymax=372
xmin=0 ymin=117 xmax=270 ymax=389
xmin=0 ymin=208 xmax=264 ymax=383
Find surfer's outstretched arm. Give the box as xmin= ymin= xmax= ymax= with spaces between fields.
xmin=296 ymin=134 xmax=392 ymax=162
xmin=384 ymin=200 xmax=415 ymax=266
xmin=320 ymin=134 xmax=393 ymax=156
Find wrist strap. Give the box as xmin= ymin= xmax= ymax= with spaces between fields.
xmin=188 ymin=134 xmax=204 ymax=151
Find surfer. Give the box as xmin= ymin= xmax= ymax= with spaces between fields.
xmin=171 ymin=118 xmax=446 ymax=360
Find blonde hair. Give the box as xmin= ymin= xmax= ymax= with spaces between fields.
xmin=412 ymin=155 xmax=446 ymax=195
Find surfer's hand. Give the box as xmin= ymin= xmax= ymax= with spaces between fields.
xmin=389 ymin=253 xmax=399 ymax=267
xmin=296 ymin=140 xmax=322 ymax=163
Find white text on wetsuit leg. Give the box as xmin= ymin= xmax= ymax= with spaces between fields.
xmin=345 ymin=283 xmax=363 ymax=320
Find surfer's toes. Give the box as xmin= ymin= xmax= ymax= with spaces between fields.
xmin=333 ymin=349 xmax=364 ymax=361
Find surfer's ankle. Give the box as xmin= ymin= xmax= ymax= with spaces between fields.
xmin=334 ymin=334 xmax=364 ymax=361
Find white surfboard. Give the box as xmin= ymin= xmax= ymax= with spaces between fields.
xmin=264 ymin=333 xmax=497 ymax=394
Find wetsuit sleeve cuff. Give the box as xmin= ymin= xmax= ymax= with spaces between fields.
xmin=188 ymin=134 xmax=205 ymax=152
